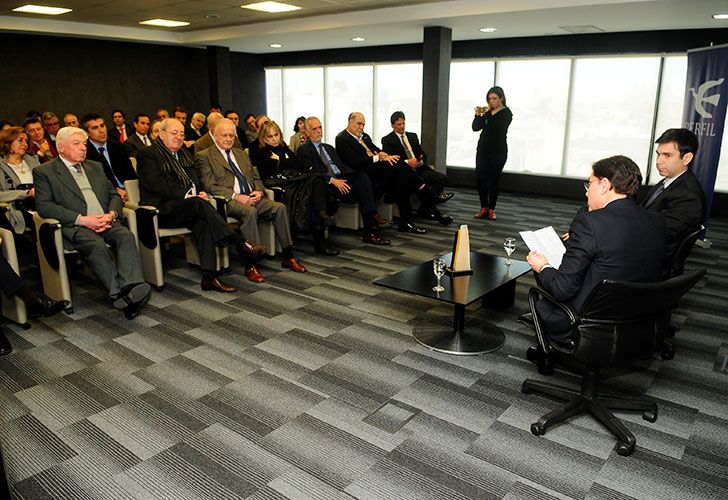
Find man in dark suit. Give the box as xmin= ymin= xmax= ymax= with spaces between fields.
xmin=527 ymin=155 xmax=666 ymax=350
xmin=225 ymin=110 xmax=249 ymax=148
xmin=33 ymin=127 xmax=151 ymax=318
xmin=82 ymin=113 xmax=137 ymax=203
xmin=298 ymin=116 xmax=390 ymax=246
xmin=196 ymin=118 xmax=306 ymax=283
xmin=108 ymin=110 xmax=134 ymax=143
xmin=335 ymin=112 xmax=427 ymax=234
xmin=124 ymin=113 xmax=153 ymax=157
xmin=641 ymin=128 xmax=707 ymax=269
xmin=381 ymin=111 xmax=453 ymax=225
xmin=185 ymin=112 xmax=207 ymax=142
xmin=136 ymin=118 xmax=265 ymax=293
xmin=194 ymin=112 xmax=244 ymax=154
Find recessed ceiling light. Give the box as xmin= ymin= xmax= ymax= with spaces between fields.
xmin=12 ymin=4 xmax=72 ymax=15
xmin=352 ymin=36 xmax=366 ymax=42
xmin=269 ymin=43 xmax=282 ymax=48
xmin=139 ymin=19 xmax=190 ymax=28
xmin=713 ymin=14 xmax=728 ymax=20
xmin=242 ymin=2 xmax=301 ymax=13
xmin=479 ymin=27 xmax=497 ymax=33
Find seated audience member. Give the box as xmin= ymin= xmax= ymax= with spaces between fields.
xmin=185 ymin=112 xmax=207 ymax=142
xmin=82 ymin=113 xmax=136 ymax=203
xmin=125 ymin=113 xmax=153 ymax=157
xmin=0 ymin=254 xmax=68 ymax=355
xmin=526 ymin=155 xmax=666 ymax=351
xmin=336 ymin=112 xmax=427 ymax=234
xmin=0 ymin=126 xmax=39 ymax=239
xmin=42 ymin=112 xmax=61 ymax=147
xmin=0 ymin=120 xmax=11 ymax=132
xmin=156 ymin=108 xmax=169 ymax=121
xmin=381 ymin=111 xmax=453 ymax=225
xmin=150 ymin=120 xmax=161 ymax=141
xmin=224 ymin=110 xmax=248 ymax=148
xmin=109 ymin=110 xmax=133 ymax=143
xmin=250 ymin=120 xmax=337 ymax=256
xmin=298 ymin=116 xmax=390 ymax=246
xmin=194 ymin=112 xmax=243 ymax=154
xmin=136 ymin=118 xmax=264 ymax=293
xmin=173 ymin=106 xmax=188 ymax=125
xmin=244 ymin=113 xmax=258 ymax=145
xmin=289 ymin=116 xmax=307 ymax=153
xmin=34 ymin=126 xmax=151 ymax=319
xmin=247 ymin=115 xmax=270 ymax=157
xmin=63 ymin=113 xmax=79 ymax=128
xmin=196 ymin=118 xmax=306 ymax=282
xmin=641 ymin=128 xmax=707 ymax=271
xmin=24 ymin=117 xmax=57 ymax=163
xmin=210 ymin=104 xmax=223 ymax=114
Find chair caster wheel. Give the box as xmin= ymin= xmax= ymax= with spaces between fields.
xmin=660 ymin=345 xmax=675 ymax=360
xmin=642 ymin=409 xmax=658 ymax=423
xmin=521 ymin=382 xmax=533 ymax=394
xmin=531 ymin=422 xmax=545 ymax=436
xmin=615 ymin=441 xmax=634 ymax=456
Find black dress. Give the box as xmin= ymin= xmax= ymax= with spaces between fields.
xmin=250 ymin=143 xmax=328 ymax=231
xmin=472 ymin=107 xmax=513 ymax=210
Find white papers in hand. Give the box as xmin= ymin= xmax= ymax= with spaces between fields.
xmin=519 ymin=226 xmax=566 ymax=269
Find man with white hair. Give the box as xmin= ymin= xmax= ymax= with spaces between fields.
xmin=193 ymin=112 xmax=243 ymax=154
xmin=185 ymin=112 xmax=207 ymax=141
xmin=33 ymin=126 xmax=151 ymax=318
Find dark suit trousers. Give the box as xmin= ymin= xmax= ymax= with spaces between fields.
xmin=366 ymin=162 xmax=420 ymax=222
xmin=415 ymin=166 xmax=447 ymax=214
xmin=535 ymin=299 xmax=575 ymax=342
xmin=158 ymin=197 xmax=235 ymax=272
xmin=0 ymin=255 xmax=26 ymax=297
xmin=333 ymin=172 xmax=377 ymax=230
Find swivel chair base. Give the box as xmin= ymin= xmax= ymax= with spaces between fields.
xmin=521 ymin=369 xmax=657 ymax=456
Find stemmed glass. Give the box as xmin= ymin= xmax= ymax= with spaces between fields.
xmin=504 ymin=237 xmax=516 ymax=265
xmin=432 ymin=258 xmax=446 ymax=292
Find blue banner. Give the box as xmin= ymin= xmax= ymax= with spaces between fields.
xmin=682 ymin=44 xmax=728 ymax=227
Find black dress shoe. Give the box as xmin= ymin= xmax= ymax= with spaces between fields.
xmin=113 ymin=283 xmax=152 ymax=310
xmin=0 ymin=327 xmax=12 ymax=356
xmin=314 ymin=245 xmax=340 ymax=256
xmin=526 ymin=346 xmax=554 ymax=375
xmin=123 ymin=286 xmax=152 ymax=320
xmin=435 ymin=192 xmax=454 ymax=204
xmin=398 ymin=222 xmax=427 ymax=234
xmin=16 ymin=285 xmax=69 ymax=318
xmin=433 ymin=209 xmax=453 ymax=225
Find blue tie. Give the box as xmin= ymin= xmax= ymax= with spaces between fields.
xmin=317 ymin=143 xmax=341 ymax=176
xmin=644 ymin=182 xmax=665 ymax=206
xmin=226 ymin=150 xmax=250 ymax=195
xmin=98 ymin=146 xmax=123 ymax=188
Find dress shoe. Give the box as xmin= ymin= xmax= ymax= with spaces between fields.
xmin=0 ymin=327 xmax=12 ymax=356
xmin=474 ymin=208 xmax=488 ymax=219
xmin=239 ymin=240 xmax=266 ymax=257
xmin=314 ymin=245 xmax=340 ymax=256
xmin=373 ymin=214 xmax=391 ymax=228
xmin=362 ymin=233 xmax=391 ymax=245
xmin=435 ymin=192 xmax=454 ymax=204
xmin=431 ymin=209 xmax=453 ymax=226
xmin=17 ymin=285 xmax=69 ymax=318
xmin=488 ymin=209 xmax=497 ymax=220
xmin=244 ymin=265 xmax=266 ymax=283
xmin=526 ymin=346 xmax=554 ymax=375
xmin=112 ymin=283 xmax=151 ymax=310
xmin=282 ymin=257 xmax=306 ymax=273
xmin=201 ymin=276 xmax=239 ymax=292
xmin=124 ymin=288 xmax=152 ymax=320
xmin=397 ymin=222 xmax=427 ymax=234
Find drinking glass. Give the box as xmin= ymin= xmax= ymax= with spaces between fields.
xmin=504 ymin=237 xmax=516 ymax=265
xmin=432 ymin=258 xmax=446 ymax=292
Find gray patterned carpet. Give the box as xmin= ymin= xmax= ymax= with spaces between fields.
xmin=1 ymin=188 xmax=726 ymax=499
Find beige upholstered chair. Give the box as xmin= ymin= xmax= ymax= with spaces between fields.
xmin=0 ymin=226 xmax=29 ymax=327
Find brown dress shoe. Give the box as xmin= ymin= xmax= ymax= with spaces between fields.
xmin=474 ymin=208 xmax=488 ymax=219
xmin=201 ymin=277 xmax=239 ymax=293
xmin=488 ymin=209 xmax=497 ymax=220
xmin=282 ymin=257 xmax=306 ymax=272
xmin=240 ymin=240 xmax=266 ymax=257
xmin=245 ymin=265 xmax=266 ymax=283
xmin=373 ymin=214 xmax=391 ymax=227
xmin=362 ymin=233 xmax=391 ymax=245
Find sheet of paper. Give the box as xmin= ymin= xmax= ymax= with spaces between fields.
xmin=519 ymin=226 xmax=566 ymax=269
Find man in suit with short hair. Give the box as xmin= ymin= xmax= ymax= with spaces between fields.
xmin=33 ymin=126 xmax=150 ymax=318
xmin=108 ymin=110 xmax=133 ymax=143
xmin=24 ymin=117 xmax=57 ymax=163
xmin=82 ymin=113 xmax=136 ymax=203
xmin=125 ymin=113 xmax=153 ymax=157
xmin=185 ymin=112 xmax=207 ymax=142
xmin=194 ymin=112 xmax=243 ymax=154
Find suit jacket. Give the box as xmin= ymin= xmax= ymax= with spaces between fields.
xmin=185 ymin=125 xmax=206 ymax=142
xmin=0 ymin=154 xmax=40 ymax=233
xmin=194 ymin=132 xmax=243 ymax=155
xmin=335 ymin=130 xmax=381 ymax=174
xmin=196 ymin=146 xmax=264 ymax=202
xmin=136 ymin=146 xmax=201 ymax=216
xmin=85 ymin=140 xmax=137 ymax=187
xmin=108 ymin=124 xmax=134 ymax=143
xmin=124 ymin=132 xmax=152 ymax=157
xmin=640 ymin=168 xmax=706 ymax=262
xmin=537 ymin=198 xmax=665 ymax=315
xmin=297 ymin=140 xmax=354 ymax=182
xmin=28 ymin=139 xmax=58 ymax=163
xmin=381 ymin=131 xmax=427 ymax=164
xmin=33 ymin=157 xmax=123 ymax=239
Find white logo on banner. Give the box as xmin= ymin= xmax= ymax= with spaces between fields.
xmin=688 ymin=77 xmax=725 ymax=118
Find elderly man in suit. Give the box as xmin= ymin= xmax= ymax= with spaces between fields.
xmin=33 ymin=126 xmax=151 ymax=318
xmin=196 ymin=118 xmax=306 ymax=283
xmin=335 ymin=112 xmax=427 ymax=234
xmin=137 ymin=118 xmax=266 ymax=292
xmin=124 ymin=113 xmax=153 ymax=157
xmin=641 ymin=128 xmax=706 ymax=270
xmin=527 ymin=155 xmax=666 ymax=352
xmin=193 ymin=112 xmax=244 ymax=154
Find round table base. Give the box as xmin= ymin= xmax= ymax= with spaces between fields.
xmin=412 ymin=316 xmax=505 ymax=355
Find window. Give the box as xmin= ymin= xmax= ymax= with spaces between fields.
xmin=373 ymin=63 xmax=423 ymax=144
xmin=650 ymin=56 xmax=688 ymax=184
xmin=325 ymin=65 xmax=373 ymax=144
xmin=281 ymin=67 xmax=324 ymax=141
xmin=265 ymin=69 xmax=283 ymax=127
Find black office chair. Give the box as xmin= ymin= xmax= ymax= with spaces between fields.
xmin=521 ymin=268 xmax=705 ymax=456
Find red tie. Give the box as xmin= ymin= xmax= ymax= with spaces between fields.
xmin=119 ymin=127 xmax=126 ymax=142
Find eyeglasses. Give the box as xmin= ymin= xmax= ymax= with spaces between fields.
xmin=583 ymin=179 xmax=598 ymax=191
xmin=163 ymin=130 xmax=185 ymax=137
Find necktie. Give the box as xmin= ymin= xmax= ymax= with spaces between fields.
xmin=400 ymin=134 xmax=415 ymax=159
xmin=72 ymin=163 xmax=82 ymax=174
xmin=644 ymin=182 xmax=665 ymax=206
xmin=358 ymin=136 xmax=374 ymax=157
xmin=119 ymin=127 xmax=126 ymax=142
xmin=226 ymin=150 xmax=250 ymax=195
xmin=99 ymin=147 xmax=123 ymax=188
xmin=143 ymin=135 xmax=150 ymax=146
xmin=316 ymin=144 xmax=340 ymax=177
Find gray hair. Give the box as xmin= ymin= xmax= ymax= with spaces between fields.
xmin=192 ymin=112 xmax=205 ymax=121
xmin=213 ymin=118 xmax=235 ymax=135
xmin=56 ymin=126 xmax=88 ymax=145
xmin=158 ymin=118 xmax=181 ymax=132
xmin=304 ymin=116 xmax=321 ymax=131
xmin=206 ymin=112 xmax=224 ymax=131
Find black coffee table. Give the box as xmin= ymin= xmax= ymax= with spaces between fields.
xmin=373 ymin=251 xmax=531 ymax=355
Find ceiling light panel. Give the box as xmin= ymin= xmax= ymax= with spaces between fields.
xmin=12 ymin=4 xmax=72 ymax=15
xmin=242 ymin=2 xmax=301 ymax=13
xmin=139 ymin=19 xmax=190 ymax=28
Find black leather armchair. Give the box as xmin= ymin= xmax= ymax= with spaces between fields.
xmin=522 ymin=268 xmax=705 ymax=456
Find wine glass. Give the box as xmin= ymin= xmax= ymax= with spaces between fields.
xmin=504 ymin=237 xmax=516 ymax=265
xmin=432 ymin=258 xmax=446 ymax=292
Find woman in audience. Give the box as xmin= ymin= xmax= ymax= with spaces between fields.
xmin=288 ymin=116 xmax=307 ymax=153
xmin=0 ymin=126 xmax=39 ymax=238
xmin=472 ymin=85 xmax=513 ymax=220
xmin=251 ymin=120 xmax=332 ymax=232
